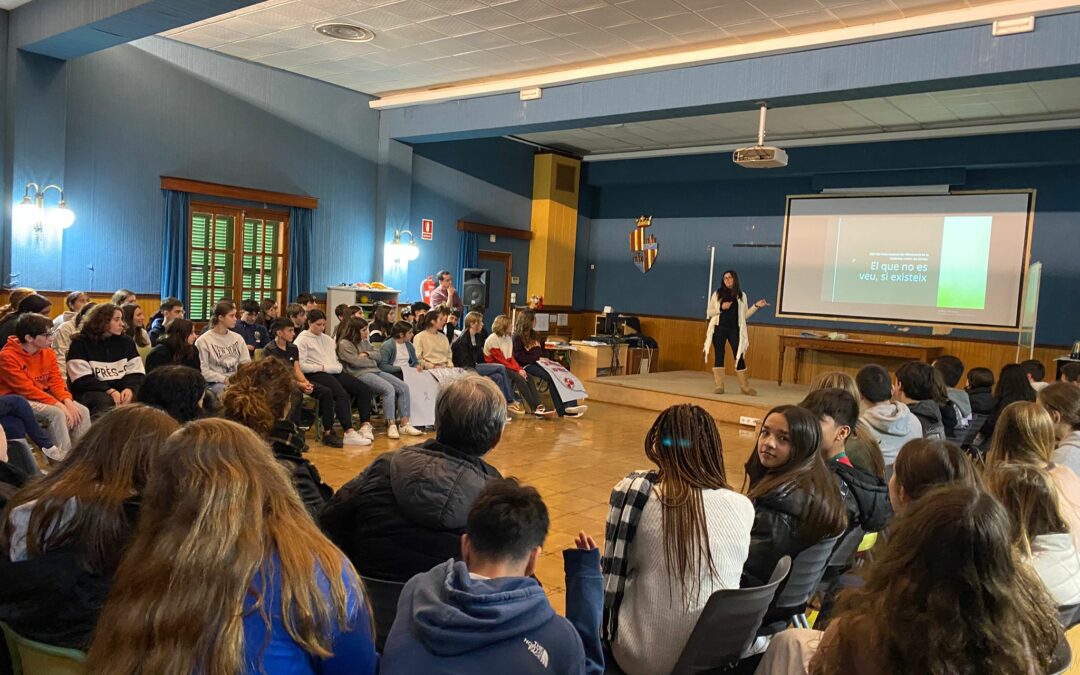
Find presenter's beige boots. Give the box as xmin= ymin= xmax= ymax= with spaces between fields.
xmin=737 ymin=370 xmax=757 ymax=396
xmin=712 ymin=367 xmax=725 ymax=394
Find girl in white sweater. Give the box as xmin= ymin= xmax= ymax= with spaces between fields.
xmin=603 ymin=404 xmax=754 ymax=675
xmin=293 ymin=309 xmax=371 ymax=447
xmin=194 ymin=301 xmax=250 ymax=396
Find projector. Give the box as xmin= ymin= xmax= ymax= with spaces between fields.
xmin=733 ymin=145 xmax=788 ymax=169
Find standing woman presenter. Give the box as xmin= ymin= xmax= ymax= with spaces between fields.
xmin=704 ymin=270 xmax=769 ymax=395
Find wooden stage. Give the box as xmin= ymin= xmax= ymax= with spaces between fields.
xmin=583 ymin=370 xmax=810 ymax=427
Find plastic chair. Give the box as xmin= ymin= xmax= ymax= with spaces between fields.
xmin=136 ymin=345 xmax=152 ymax=363
xmin=253 ymin=348 xmax=265 ymax=361
xmin=1058 ymin=603 xmax=1080 ymax=629
xmin=360 ymin=576 xmax=406 ymax=651
xmin=1 ymin=622 xmax=85 ymax=675
xmin=955 ymin=413 xmax=987 ymax=450
xmin=670 ymin=556 xmax=791 ymax=675
xmin=759 ymin=533 xmax=842 ymax=634
xmin=301 ymin=394 xmax=324 ymax=438
xmin=1048 ymin=636 xmax=1072 ymax=675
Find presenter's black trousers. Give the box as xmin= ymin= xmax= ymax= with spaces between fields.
xmin=712 ymin=325 xmax=746 ymax=370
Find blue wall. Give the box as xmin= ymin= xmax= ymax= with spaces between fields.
xmin=9 ymin=36 xmax=380 ymax=295
xmin=581 ymin=130 xmax=1080 ymax=346
xmin=389 ymin=137 xmax=535 ymax=306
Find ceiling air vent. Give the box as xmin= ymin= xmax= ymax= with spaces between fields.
xmin=314 ymin=23 xmax=375 ymax=42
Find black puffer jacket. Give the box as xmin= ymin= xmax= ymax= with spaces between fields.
xmin=908 ymin=400 xmax=945 ymax=440
xmin=270 ymin=420 xmax=332 ymax=518
xmin=744 ymin=482 xmax=838 ymax=586
xmin=968 ymin=386 xmax=994 ymax=415
xmin=831 ymin=459 xmax=892 ymax=533
xmin=319 ymin=439 xmax=501 ymax=582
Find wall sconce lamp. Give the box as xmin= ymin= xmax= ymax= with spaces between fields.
xmin=385 ymin=228 xmax=420 ymax=263
xmin=13 ymin=182 xmax=75 ymax=242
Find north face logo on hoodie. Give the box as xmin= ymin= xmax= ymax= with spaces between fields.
xmin=523 ymin=638 xmax=549 ymax=668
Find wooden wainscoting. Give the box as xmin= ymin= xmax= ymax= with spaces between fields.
xmin=563 ymin=310 xmax=1067 ymax=384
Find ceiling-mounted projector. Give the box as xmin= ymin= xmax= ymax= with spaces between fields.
xmin=733 ymin=104 xmax=787 ymax=169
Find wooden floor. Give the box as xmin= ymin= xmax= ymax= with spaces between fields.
xmin=308 ymin=400 xmax=1080 ymax=671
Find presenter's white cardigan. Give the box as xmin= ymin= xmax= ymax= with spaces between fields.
xmin=702 ymin=291 xmax=759 ymax=365
xmin=608 ymin=485 xmax=755 ymax=675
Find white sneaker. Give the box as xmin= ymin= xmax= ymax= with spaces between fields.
xmin=400 ymin=424 xmax=424 ymax=436
xmin=343 ymin=429 xmax=372 ymax=446
xmin=41 ymin=446 xmax=66 ymax=463
xmin=359 ymin=423 xmax=375 ymax=441
xmin=387 ymin=424 xmax=400 ymax=439
xmin=532 ymin=405 xmax=556 ymax=418
xmin=564 ymin=405 xmax=588 ymax=418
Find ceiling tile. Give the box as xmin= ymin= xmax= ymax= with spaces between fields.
xmin=605 ymin=20 xmax=665 ymax=41
xmin=498 ymin=0 xmax=564 ymax=21
xmin=346 ymin=7 xmax=413 ymax=29
xmin=746 ymin=0 xmax=824 ymax=16
xmin=171 ymin=24 xmax=253 ymax=47
xmin=383 ymin=0 xmax=448 ymax=22
xmin=265 ymin=24 xmax=336 ymax=47
xmin=212 ymin=15 xmax=279 ymax=37
xmin=722 ymin=17 xmax=786 ymax=37
xmin=616 ymin=0 xmax=688 ymax=20
xmin=458 ymin=29 xmax=519 ymax=47
xmin=649 ymin=12 xmax=717 ymax=35
xmin=530 ymin=14 xmax=591 ymax=35
xmin=380 ymin=22 xmax=446 ymax=42
xmin=297 ymin=39 xmax=381 ymax=59
xmin=890 ymin=0 xmax=967 ymax=14
xmin=827 ymin=0 xmax=903 ymax=22
xmin=420 ymin=0 xmax=486 ymax=13
xmin=420 ymin=14 xmax=484 ymax=34
xmin=772 ymin=9 xmax=843 ymax=31
xmin=571 ymin=4 xmax=639 ymax=27
xmin=454 ymin=6 xmax=521 ymax=28
xmin=696 ymin=2 xmax=767 ymax=26
xmin=492 ymin=22 xmax=555 ymax=42
xmin=544 ymin=0 xmax=607 ymax=11
xmin=528 ymin=36 xmax=583 ymax=55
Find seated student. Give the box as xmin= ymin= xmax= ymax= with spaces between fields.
xmin=742 ymin=405 xmax=848 ymax=586
xmin=893 ymin=361 xmax=949 ymax=439
xmin=1061 ymin=362 xmax=1080 ymax=385
xmin=110 ymin=289 xmax=137 ymax=306
xmin=1024 ymin=358 xmax=1049 ymax=392
xmin=452 ymin=311 xmax=520 ymax=415
xmin=0 ymin=405 xmax=178 ymax=649
xmin=333 ymin=303 xmax=349 ymax=327
xmin=985 ymin=463 xmax=1080 ymax=607
xmin=799 ymin=389 xmax=891 ymax=533
xmin=52 ymin=291 xmax=88 ymax=329
xmin=484 ymin=314 xmax=554 ymax=418
xmin=265 ymin=318 xmax=334 ymax=432
xmin=320 ymin=377 xmax=504 ymax=582
xmin=231 ymin=299 xmax=269 ymax=352
xmin=444 ymin=307 xmax=462 ymax=343
xmin=294 ymin=309 xmax=372 ymax=447
xmin=757 ymin=485 xmax=1061 ymax=675
xmin=53 ymin=302 xmax=96 ymax=373
xmin=513 ymin=309 xmax=587 ymax=419
xmin=0 ymin=395 xmax=58 ymax=471
xmin=409 ymin=301 xmax=430 ymax=332
xmin=368 ymin=304 xmax=393 ymax=342
xmin=988 ymin=401 xmax=1080 ymax=554
xmin=0 ymin=313 xmax=91 ymax=456
xmin=222 ymin=359 xmax=333 ymax=517
xmin=146 ymin=296 xmax=183 ymax=345
xmin=136 ymin=365 xmax=208 ymax=423
xmin=85 ymin=419 xmax=378 ymax=675
xmin=1039 ymin=382 xmax=1080 ymax=475
xmin=145 ymin=318 xmax=200 ymax=372
xmin=855 ymin=364 xmax=921 ymax=467
xmin=602 ymin=404 xmax=752 ymax=675
xmin=889 ymin=438 xmax=979 ymax=514
xmin=286 ymin=302 xmax=307 ymax=332
xmin=337 ymin=317 xmax=422 ymax=439
xmin=383 ymin=479 xmax=603 ymax=675
xmin=0 ymin=287 xmax=35 ymax=323
xmin=378 ymin=321 xmax=421 ymax=378
xmin=0 ymin=433 xmax=30 ymax=509
xmin=295 ymin=293 xmax=318 ymax=313
xmin=257 ymin=297 xmax=278 ymax=329
xmin=966 ymin=366 xmax=996 ymax=415
xmin=194 ymin=300 xmax=250 ymax=396
xmin=120 ymin=303 xmax=151 ymax=348
xmin=982 ymin=363 xmax=1037 ymax=441
xmin=933 ymin=354 xmax=972 ymax=428
xmin=807 ymin=371 xmax=886 ymax=479
xmin=67 ymin=303 xmax=145 ymax=416
xmin=413 ymin=309 xmax=455 ymax=369
xmin=0 ymin=293 xmax=52 ymax=344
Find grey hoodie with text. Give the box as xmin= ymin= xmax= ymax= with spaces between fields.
xmin=861 ymin=401 xmax=922 ymax=466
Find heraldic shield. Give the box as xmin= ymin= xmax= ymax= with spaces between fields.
xmin=630 ymin=215 xmax=657 ymax=273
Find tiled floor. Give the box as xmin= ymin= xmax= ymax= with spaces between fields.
xmin=308 ymin=400 xmax=757 ymax=614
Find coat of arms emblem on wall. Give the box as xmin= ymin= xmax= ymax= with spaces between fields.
xmin=629 ymin=215 xmax=657 ymax=273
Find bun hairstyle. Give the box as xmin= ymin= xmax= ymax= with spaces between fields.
xmin=221 ymin=358 xmax=295 ymax=437
xmin=209 ymin=300 xmax=235 ymax=327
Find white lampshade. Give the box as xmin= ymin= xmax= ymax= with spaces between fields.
xmin=45 ymin=204 xmax=75 ymax=230
xmin=13 ymin=198 xmax=42 ymax=230
xmin=402 ymin=242 xmax=420 ymax=261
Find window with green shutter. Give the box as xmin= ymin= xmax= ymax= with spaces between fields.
xmin=188 ymin=202 xmax=289 ymax=321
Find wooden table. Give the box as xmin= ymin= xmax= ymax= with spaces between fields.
xmin=777 ymin=335 xmax=943 ymax=385
xmin=569 ymin=341 xmax=629 ymax=381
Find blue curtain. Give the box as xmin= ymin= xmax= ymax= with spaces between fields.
xmin=288 ymin=207 xmax=313 ymax=300
xmin=161 ymin=190 xmax=190 ymax=302
xmin=457 ymin=231 xmax=479 ymax=282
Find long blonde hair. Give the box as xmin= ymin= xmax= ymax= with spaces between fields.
xmin=985 ymin=463 xmax=1070 ymax=558
xmin=987 ymin=401 xmax=1057 ymax=469
xmin=86 ymin=419 xmax=363 ymax=674
xmin=809 ymin=371 xmax=886 ymax=478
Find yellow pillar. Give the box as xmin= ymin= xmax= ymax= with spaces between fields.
xmin=528 ymin=153 xmax=580 ymax=307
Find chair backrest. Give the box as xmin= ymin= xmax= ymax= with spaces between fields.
xmin=360 ymin=576 xmax=406 ymax=651
xmin=825 ymin=526 xmax=864 ymax=574
xmin=670 ymin=556 xmax=792 ymax=675
xmin=253 ymin=348 xmax=265 ymax=361
xmin=1058 ymin=603 xmax=1080 ymax=629
xmin=136 ymin=345 xmax=152 ymax=363
xmin=1048 ymin=635 xmax=1073 ymax=675
xmin=958 ymin=414 xmax=988 ymax=449
xmin=774 ymin=534 xmax=842 ymax=611
xmin=1 ymin=622 xmax=85 ymax=675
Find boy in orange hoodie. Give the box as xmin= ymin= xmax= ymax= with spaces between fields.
xmin=0 ymin=314 xmax=90 ymax=457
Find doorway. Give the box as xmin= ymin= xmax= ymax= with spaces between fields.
xmin=478 ymin=250 xmax=512 ymax=327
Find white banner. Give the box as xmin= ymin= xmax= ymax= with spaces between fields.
xmin=537 ymin=357 xmax=587 ymax=404
xmin=401 ymin=367 xmax=471 ymax=427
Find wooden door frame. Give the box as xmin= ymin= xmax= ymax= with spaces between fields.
xmin=478 ymin=250 xmax=512 ymax=316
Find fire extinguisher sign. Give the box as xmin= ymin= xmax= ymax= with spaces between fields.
xmin=421 ymin=219 xmax=434 ymax=241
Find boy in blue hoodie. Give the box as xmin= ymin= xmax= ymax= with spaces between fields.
xmin=232 ymin=299 xmax=269 ymax=352
xmin=381 ymin=478 xmax=604 ymax=675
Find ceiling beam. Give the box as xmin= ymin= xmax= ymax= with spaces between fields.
xmin=382 ymin=8 xmax=1080 ymax=144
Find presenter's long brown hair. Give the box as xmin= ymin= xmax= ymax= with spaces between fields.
xmin=645 ymin=404 xmax=731 ymax=606
xmin=86 ymin=419 xmax=362 ymax=675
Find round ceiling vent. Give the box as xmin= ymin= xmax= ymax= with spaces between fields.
xmin=314 ymin=23 xmax=375 ymax=42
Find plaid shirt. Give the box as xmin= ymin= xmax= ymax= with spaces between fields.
xmin=601 ymin=469 xmax=658 ymax=643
